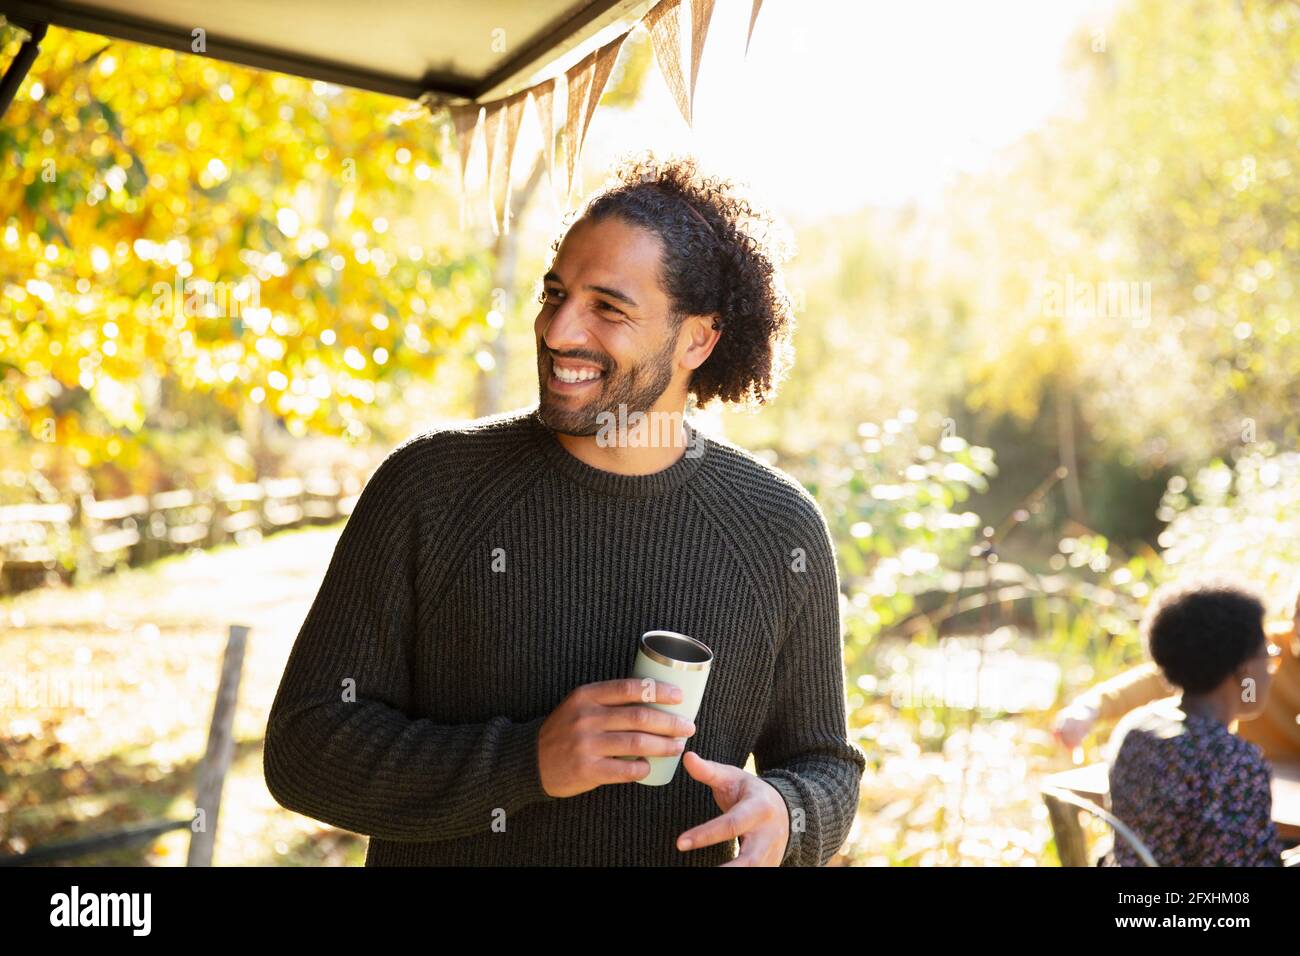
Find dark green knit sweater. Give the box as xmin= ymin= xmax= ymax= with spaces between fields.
xmin=263 ymin=405 xmax=866 ymax=866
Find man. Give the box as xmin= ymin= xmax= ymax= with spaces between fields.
xmin=263 ymin=153 xmax=867 ymax=866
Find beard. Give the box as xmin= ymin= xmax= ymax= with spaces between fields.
xmin=536 ymin=331 xmax=678 ymax=436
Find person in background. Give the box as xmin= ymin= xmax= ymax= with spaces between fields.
xmin=1100 ymin=579 xmax=1285 ymax=865
xmin=1054 ymin=580 xmax=1300 ymax=762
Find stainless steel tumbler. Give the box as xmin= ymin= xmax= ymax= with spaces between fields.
xmin=622 ymin=630 xmax=713 ymax=786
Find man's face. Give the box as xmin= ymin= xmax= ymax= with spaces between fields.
xmin=534 ymin=216 xmax=683 ymax=436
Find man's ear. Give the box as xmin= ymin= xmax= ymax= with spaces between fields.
xmin=680 ymin=313 xmax=722 ymax=371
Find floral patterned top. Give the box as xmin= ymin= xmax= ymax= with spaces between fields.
xmin=1102 ymin=700 xmax=1283 ymax=866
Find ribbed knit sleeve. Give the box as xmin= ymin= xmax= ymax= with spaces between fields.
xmin=753 ymin=495 xmax=867 ymax=866
xmin=262 ymin=438 xmax=558 ymax=842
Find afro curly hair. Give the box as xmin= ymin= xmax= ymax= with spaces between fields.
xmin=1142 ymin=577 xmax=1268 ymax=695
xmin=552 ymin=151 xmax=797 ymax=410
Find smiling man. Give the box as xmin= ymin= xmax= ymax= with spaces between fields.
xmin=264 ymin=153 xmax=867 ymax=866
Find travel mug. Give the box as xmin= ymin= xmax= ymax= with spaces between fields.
xmin=620 ymin=630 xmax=713 ymax=786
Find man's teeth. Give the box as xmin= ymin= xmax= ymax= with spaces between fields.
xmin=553 ymin=364 xmax=604 ymax=383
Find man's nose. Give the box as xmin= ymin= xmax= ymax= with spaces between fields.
xmin=541 ymin=297 xmax=591 ymax=351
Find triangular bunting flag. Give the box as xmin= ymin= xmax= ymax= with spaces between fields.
xmin=449 ymin=103 xmax=484 ymax=231
xmin=438 ymin=0 xmax=762 ymax=230
xmin=530 ymin=78 xmax=560 ymax=212
xmin=487 ymin=90 xmax=529 ymax=236
xmin=573 ymin=32 xmax=629 ymax=200
xmin=482 ymin=99 xmax=507 ymax=237
xmin=645 ymin=0 xmax=691 ymax=127
xmin=563 ymin=49 xmax=598 ymax=204
xmin=688 ymin=0 xmax=716 ymax=123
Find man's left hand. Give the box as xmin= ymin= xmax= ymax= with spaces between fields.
xmin=675 ymin=750 xmax=790 ymax=866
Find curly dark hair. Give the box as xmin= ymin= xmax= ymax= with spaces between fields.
xmin=550 ymin=151 xmax=796 ymax=409
xmin=1143 ymin=578 xmax=1267 ymax=695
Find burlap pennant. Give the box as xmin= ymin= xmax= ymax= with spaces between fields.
xmin=449 ymin=103 xmax=484 ymax=231
xmin=562 ymin=49 xmax=597 ymax=204
xmin=481 ymin=99 xmax=507 ymax=237
xmin=441 ymin=0 xmax=755 ymax=228
xmin=574 ymin=32 xmax=629 ymax=196
xmin=530 ymin=78 xmax=560 ymax=211
xmin=688 ymin=0 xmax=715 ymax=122
xmin=487 ymin=89 xmax=530 ymax=235
xmin=645 ymin=0 xmax=691 ymax=127
xmin=746 ymin=0 xmax=763 ymax=58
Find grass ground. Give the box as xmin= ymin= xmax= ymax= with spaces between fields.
xmin=0 ymin=523 xmax=365 ymax=865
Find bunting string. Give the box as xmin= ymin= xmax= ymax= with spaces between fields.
xmin=441 ymin=0 xmax=763 ymax=231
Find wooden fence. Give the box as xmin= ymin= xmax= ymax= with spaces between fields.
xmin=0 ymin=474 xmax=363 ymax=595
xmin=0 ymin=624 xmax=251 ymax=866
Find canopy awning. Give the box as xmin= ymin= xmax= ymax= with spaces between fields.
xmin=2 ymin=0 xmax=762 ymax=233
xmin=0 ymin=0 xmax=653 ymax=104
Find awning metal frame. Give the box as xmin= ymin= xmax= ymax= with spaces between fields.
xmin=0 ymin=0 xmax=648 ymax=119
xmin=0 ymin=15 xmax=44 ymax=119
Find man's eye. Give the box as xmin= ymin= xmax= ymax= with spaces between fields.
xmin=537 ymin=288 xmax=621 ymax=319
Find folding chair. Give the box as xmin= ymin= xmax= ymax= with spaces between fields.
xmin=1041 ymin=784 xmax=1158 ymax=867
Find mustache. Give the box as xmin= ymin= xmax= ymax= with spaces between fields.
xmin=544 ymin=349 xmax=609 ymax=372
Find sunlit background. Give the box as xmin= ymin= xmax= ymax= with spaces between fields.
xmin=3 ymin=0 xmax=1299 ymax=866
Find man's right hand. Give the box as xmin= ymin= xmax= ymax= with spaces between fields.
xmin=537 ymin=678 xmax=698 ymax=798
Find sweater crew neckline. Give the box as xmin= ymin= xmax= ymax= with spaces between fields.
xmin=526 ymin=405 xmax=707 ymax=498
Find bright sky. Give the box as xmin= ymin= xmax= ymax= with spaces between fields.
xmin=577 ymin=0 xmax=1118 ymax=221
